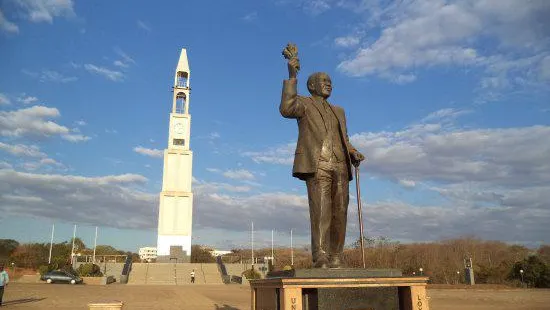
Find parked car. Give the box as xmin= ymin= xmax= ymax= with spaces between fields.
xmin=40 ymin=270 xmax=83 ymax=284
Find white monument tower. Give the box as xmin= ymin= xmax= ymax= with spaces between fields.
xmin=157 ymin=48 xmax=193 ymax=259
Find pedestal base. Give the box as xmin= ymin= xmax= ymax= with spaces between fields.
xmin=250 ymin=274 xmax=429 ymax=310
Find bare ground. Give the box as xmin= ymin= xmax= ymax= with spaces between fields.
xmin=2 ymin=283 xmax=549 ymax=309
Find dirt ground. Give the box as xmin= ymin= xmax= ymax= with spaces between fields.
xmin=2 ymin=283 xmax=550 ymax=309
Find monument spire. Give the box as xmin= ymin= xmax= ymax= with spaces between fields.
xmin=157 ymin=48 xmax=194 ymax=261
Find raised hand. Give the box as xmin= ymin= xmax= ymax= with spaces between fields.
xmin=282 ymin=43 xmax=300 ymax=79
xmin=351 ymin=151 xmax=365 ymax=167
xmin=288 ymin=57 xmax=300 ymax=79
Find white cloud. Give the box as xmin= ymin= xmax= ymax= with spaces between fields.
xmin=84 ymin=64 xmax=124 ymax=82
xmin=113 ymin=60 xmax=128 ymax=68
xmin=0 ymin=9 xmax=19 ymax=33
xmin=194 ymin=180 xmax=252 ymax=193
xmin=14 ymin=0 xmax=76 ymax=23
xmin=114 ymin=47 xmax=135 ymax=65
xmin=421 ymin=108 xmax=471 ymax=122
xmin=0 ymin=169 xmax=155 ymax=229
xmin=0 ymin=142 xmax=46 ymax=157
xmin=334 ymin=35 xmax=360 ymax=48
xmin=0 ymin=161 xmax=13 ymax=169
xmin=75 ymin=120 xmax=86 ymax=126
xmin=22 ymin=69 xmax=77 ymax=83
xmin=222 ymin=169 xmax=255 ymax=180
xmin=242 ymin=12 xmax=258 ymax=22
xmin=335 ymin=0 xmax=550 ymax=88
xmin=137 ymin=20 xmax=151 ymax=32
xmin=1 ymin=157 xmax=547 ymax=243
xmin=21 ymin=157 xmax=65 ymax=171
xmin=0 ymin=105 xmax=65 ymax=136
xmin=0 ymin=142 xmax=67 ymax=171
xmin=391 ymin=73 xmax=417 ymax=84
xmin=0 ymin=105 xmax=90 ymax=141
xmin=17 ymin=95 xmax=38 ymax=104
xmin=243 ymin=142 xmax=295 ymax=165
xmin=398 ymin=179 xmax=416 ymax=188
xmin=62 ymin=133 xmax=90 ymax=142
xmin=350 ymin=124 xmax=550 ymax=187
xmin=247 ymin=108 xmax=550 ymax=188
xmin=133 ymin=146 xmax=163 ymax=158
xmin=191 ymin=181 xmax=549 ymax=244
xmin=303 ymin=0 xmax=331 ymax=15
xmin=0 ymin=93 xmax=11 ymax=105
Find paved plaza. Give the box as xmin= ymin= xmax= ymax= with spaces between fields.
xmin=2 ymin=283 xmax=550 ymax=309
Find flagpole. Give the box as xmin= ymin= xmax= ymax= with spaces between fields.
xmin=71 ymin=224 xmax=76 ymax=265
xmin=290 ymin=229 xmax=294 ymax=266
xmin=355 ymin=166 xmax=366 ymax=268
xmin=251 ymin=222 xmax=254 ymax=266
xmin=93 ymin=226 xmax=98 ymax=264
xmin=48 ymin=224 xmax=55 ymax=264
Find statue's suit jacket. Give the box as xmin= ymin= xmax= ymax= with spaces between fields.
xmin=280 ymin=78 xmax=358 ymax=181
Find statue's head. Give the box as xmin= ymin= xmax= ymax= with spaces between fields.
xmin=307 ymin=72 xmax=332 ymax=99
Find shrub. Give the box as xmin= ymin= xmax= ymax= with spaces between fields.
xmin=242 ymin=268 xmax=262 ymax=279
xmin=38 ymin=264 xmax=56 ymax=276
xmin=508 ymin=255 xmax=550 ymax=288
xmin=77 ymin=263 xmax=103 ymax=277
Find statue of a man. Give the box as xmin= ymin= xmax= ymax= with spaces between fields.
xmin=280 ymin=44 xmax=365 ymax=268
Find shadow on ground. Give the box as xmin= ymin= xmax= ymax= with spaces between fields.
xmin=3 ymin=297 xmax=46 ymax=306
xmin=214 ymin=304 xmax=241 ymax=310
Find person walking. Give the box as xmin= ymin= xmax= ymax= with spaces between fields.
xmin=0 ymin=264 xmax=9 ymax=307
xmin=190 ymin=269 xmax=195 ymax=284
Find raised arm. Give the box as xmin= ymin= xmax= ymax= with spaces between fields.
xmin=280 ymin=44 xmax=305 ymax=118
xmin=280 ymin=77 xmax=305 ymax=118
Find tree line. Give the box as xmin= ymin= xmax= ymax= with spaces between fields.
xmin=3 ymin=237 xmax=549 ymax=287
xmin=229 ymin=237 xmax=550 ymax=288
xmin=0 ymin=238 xmax=139 ymax=270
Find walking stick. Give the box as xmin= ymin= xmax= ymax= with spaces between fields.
xmin=355 ymin=165 xmax=366 ymax=268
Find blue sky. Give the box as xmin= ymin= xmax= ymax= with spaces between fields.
xmin=1 ymin=0 xmax=549 ymax=252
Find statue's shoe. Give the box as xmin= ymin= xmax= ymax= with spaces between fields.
xmin=313 ymin=256 xmax=329 ymax=268
xmin=329 ymin=257 xmax=341 ymax=268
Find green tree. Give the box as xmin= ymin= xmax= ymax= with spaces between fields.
xmin=70 ymin=237 xmax=86 ymax=253
xmin=10 ymin=243 xmax=48 ymax=268
xmin=537 ymin=245 xmax=550 ymax=265
xmin=509 ymin=255 xmax=550 ymax=288
xmin=77 ymin=263 xmax=103 ymax=277
xmin=0 ymin=239 xmax=19 ymax=259
xmin=94 ymin=245 xmax=119 ymax=255
xmin=191 ymin=245 xmax=215 ymax=263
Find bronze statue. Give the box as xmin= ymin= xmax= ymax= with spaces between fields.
xmin=280 ymin=43 xmax=365 ymax=268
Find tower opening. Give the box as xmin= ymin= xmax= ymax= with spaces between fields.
xmin=176 ymin=72 xmax=188 ymax=88
xmin=175 ymin=92 xmax=187 ymax=114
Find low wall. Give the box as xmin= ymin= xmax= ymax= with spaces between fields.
xmin=83 ymin=276 xmax=116 ymax=285
xmin=15 ymin=274 xmax=41 ymax=283
xmin=74 ymin=262 xmax=125 ymax=282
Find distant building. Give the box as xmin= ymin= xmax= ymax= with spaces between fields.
xmin=139 ymin=247 xmax=158 ymax=262
xmin=209 ymin=249 xmax=232 ymax=257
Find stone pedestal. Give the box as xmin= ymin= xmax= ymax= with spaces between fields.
xmin=250 ymin=269 xmax=429 ymax=310
xmin=87 ymin=301 xmax=123 ymax=310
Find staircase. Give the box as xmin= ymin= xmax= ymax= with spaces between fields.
xmin=127 ymin=263 xmax=225 ymax=285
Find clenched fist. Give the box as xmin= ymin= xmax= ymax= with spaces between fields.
xmin=350 ymin=151 xmax=365 ymax=167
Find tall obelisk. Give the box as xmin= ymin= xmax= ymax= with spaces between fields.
xmin=157 ymin=48 xmax=193 ymax=260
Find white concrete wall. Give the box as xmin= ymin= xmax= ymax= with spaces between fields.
xmin=158 ymin=194 xmax=193 ymax=235
xmin=157 ymin=235 xmax=191 ymax=256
